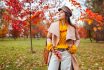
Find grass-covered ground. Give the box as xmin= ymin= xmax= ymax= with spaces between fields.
xmin=0 ymin=38 xmax=104 ymax=70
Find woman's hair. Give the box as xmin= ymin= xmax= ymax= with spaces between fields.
xmin=65 ymin=13 xmax=79 ymax=40
xmin=65 ymin=13 xmax=76 ymax=29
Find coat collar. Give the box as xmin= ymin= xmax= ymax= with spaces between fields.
xmin=48 ymin=21 xmax=77 ymax=46
xmin=48 ymin=21 xmax=76 ymax=40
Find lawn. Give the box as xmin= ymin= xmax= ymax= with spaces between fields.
xmin=0 ymin=38 xmax=104 ymax=70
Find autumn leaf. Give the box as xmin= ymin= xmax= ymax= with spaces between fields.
xmin=93 ymin=27 xmax=97 ymax=31
xmin=97 ymin=27 xmax=102 ymax=30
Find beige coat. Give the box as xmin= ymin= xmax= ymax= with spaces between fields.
xmin=47 ymin=21 xmax=80 ymax=70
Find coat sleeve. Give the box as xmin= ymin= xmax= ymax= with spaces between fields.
xmin=46 ymin=23 xmax=54 ymax=51
xmin=46 ymin=29 xmax=53 ymax=51
xmin=75 ymin=29 xmax=80 ymax=47
xmin=47 ymin=32 xmax=52 ymax=44
xmin=47 ymin=23 xmax=54 ymax=44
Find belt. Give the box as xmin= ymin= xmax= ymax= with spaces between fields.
xmin=56 ymin=48 xmax=69 ymax=52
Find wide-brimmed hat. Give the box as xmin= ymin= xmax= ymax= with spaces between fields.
xmin=58 ymin=6 xmax=72 ymax=17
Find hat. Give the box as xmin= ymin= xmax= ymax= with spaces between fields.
xmin=58 ymin=6 xmax=72 ymax=17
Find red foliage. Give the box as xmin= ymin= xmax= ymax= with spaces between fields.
xmin=22 ymin=21 xmax=28 ymax=26
xmin=4 ymin=0 xmax=23 ymax=17
xmin=78 ymin=27 xmax=88 ymax=38
xmin=30 ymin=10 xmax=44 ymax=24
xmin=2 ymin=13 xmax=11 ymax=21
xmin=38 ymin=25 xmax=47 ymax=37
xmin=43 ymin=5 xmax=49 ymax=9
xmin=12 ymin=20 xmax=23 ymax=31
xmin=22 ymin=0 xmax=33 ymax=3
xmin=39 ymin=0 xmax=45 ymax=4
xmin=32 ymin=24 xmax=47 ymax=37
xmin=71 ymin=0 xmax=81 ymax=8
xmin=85 ymin=8 xmax=103 ymax=24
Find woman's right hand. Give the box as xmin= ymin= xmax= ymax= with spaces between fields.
xmin=51 ymin=46 xmax=55 ymax=52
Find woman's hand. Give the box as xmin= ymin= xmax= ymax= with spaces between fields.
xmin=51 ymin=47 xmax=55 ymax=52
xmin=51 ymin=47 xmax=62 ymax=61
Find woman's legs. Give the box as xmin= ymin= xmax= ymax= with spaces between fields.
xmin=48 ymin=53 xmax=60 ymax=70
xmin=61 ymin=51 xmax=71 ymax=70
xmin=48 ymin=51 xmax=71 ymax=70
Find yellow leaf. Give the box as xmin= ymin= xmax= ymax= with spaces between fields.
xmin=88 ymin=19 xmax=93 ymax=25
xmin=93 ymin=27 xmax=97 ymax=31
xmin=98 ymin=27 xmax=102 ymax=30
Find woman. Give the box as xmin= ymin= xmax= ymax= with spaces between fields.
xmin=46 ymin=6 xmax=80 ymax=70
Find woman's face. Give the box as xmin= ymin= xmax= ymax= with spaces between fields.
xmin=57 ymin=10 xmax=66 ymax=20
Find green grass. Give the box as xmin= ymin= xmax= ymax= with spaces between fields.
xmin=0 ymin=38 xmax=104 ymax=70
xmin=0 ymin=38 xmax=47 ymax=70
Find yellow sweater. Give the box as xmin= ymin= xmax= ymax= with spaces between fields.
xmin=56 ymin=22 xmax=68 ymax=49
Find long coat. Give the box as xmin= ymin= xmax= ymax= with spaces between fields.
xmin=47 ymin=21 xmax=80 ymax=70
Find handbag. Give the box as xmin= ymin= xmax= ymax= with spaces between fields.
xmin=43 ymin=41 xmax=52 ymax=65
xmin=43 ymin=47 xmax=49 ymax=65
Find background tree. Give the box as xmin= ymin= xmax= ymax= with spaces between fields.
xmin=84 ymin=0 xmax=104 ymax=42
xmin=86 ymin=0 xmax=104 ymax=16
xmin=0 ymin=8 xmax=10 ymax=38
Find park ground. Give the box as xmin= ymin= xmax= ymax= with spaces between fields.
xmin=0 ymin=38 xmax=104 ymax=70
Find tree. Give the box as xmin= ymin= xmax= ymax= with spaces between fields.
xmin=2 ymin=0 xmax=94 ymax=51
xmin=0 ymin=8 xmax=10 ymax=38
xmin=84 ymin=0 xmax=104 ymax=42
xmin=86 ymin=0 xmax=104 ymax=16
